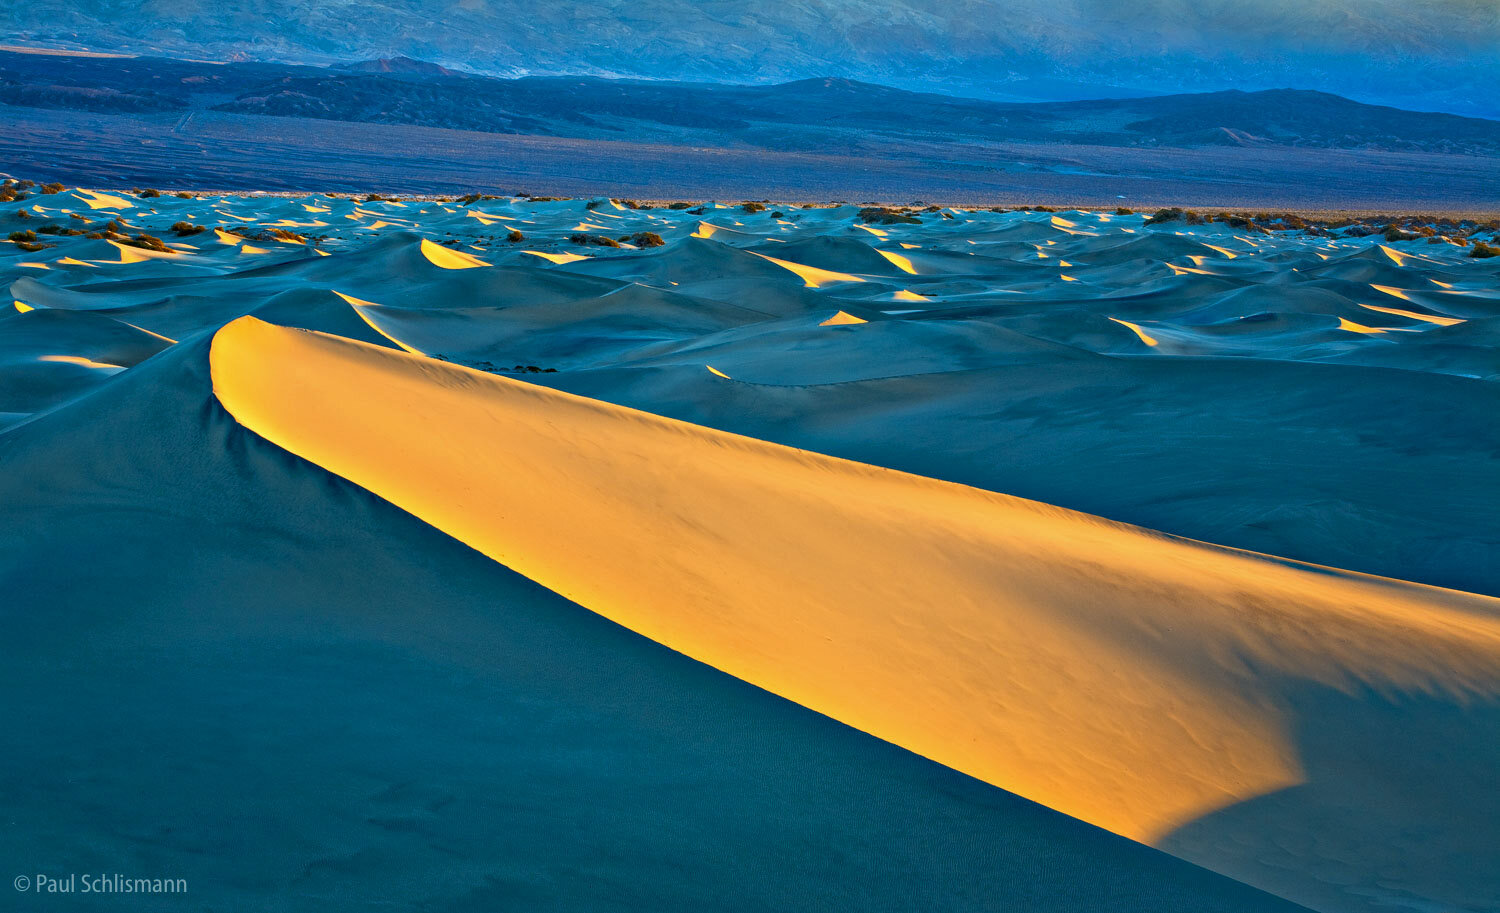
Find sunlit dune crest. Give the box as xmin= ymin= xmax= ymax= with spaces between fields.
xmin=1337 ymin=317 xmax=1386 ymax=334
xmin=752 ymin=252 xmax=866 ymax=287
xmin=211 ymin=317 xmax=1500 ymax=855
xmin=1109 ymin=316 xmax=1159 ymax=346
xmin=38 ymin=354 xmax=125 ymax=371
xmin=1358 ymin=303 xmax=1464 ymax=326
xmin=71 ymin=188 xmax=134 ymax=210
xmin=523 ymin=250 xmax=590 ymax=265
xmin=1371 ymin=283 xmax=1414 ymax=301
xmin=419 ymin=238 xmax=489 ymax=269
xmin=876 ymin=248 xmax=918 ymax=274
xmin=892 ymin=289 xmax=930 ymax=301
xmin=819 ymin=310 xmax=867 ymax=326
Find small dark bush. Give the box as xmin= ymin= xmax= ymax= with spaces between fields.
xmin=858 ymin=207 xmax=921 ymax=225
xmin=1469 ymin=241 xmax=1499 ymax=259
xmin=1114 ymin=207 xmax=1134 ymax=215
xmin=123 ymin=233 xmax=172 ymax=252
xmin=40 ymin=182 xmax=65 ymax=195
xmin=9 ymin=229 xmax=38 ymax=242
xmin=741 ymin=202 xmax=767 ymax=213
xmin=668 ymin=202 xmax=693 ymax=210
xmin=15 ymin=240 xmax=52 ymax=252
xmin=139 ymin=188 xmax=161 ymax=198
xmin=585 ymin=200 xmax=603 ymax=211
xmin=176 ymin=191 xmax=194 ymax=199
xmin=170 ymin=221 xmax=206 ymax=236
xmin=569 ymin=233 xmax=621 ymax=248
xmin=1384 ymin=227 xmax=1418 ymax=242
xmin=622 ymin=231 xmax=665 ymax=248
xmin=15 ymin=208 xmax=31 ymax=218
xmin=1145 ymin=208 xmax=1185 ymax=225
xmin=36 ymin=223 xmax=63 ymax=234
xmin=507 ymin=229 xmax=525 ymax=243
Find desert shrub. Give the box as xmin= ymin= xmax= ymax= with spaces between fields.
xmin=569 ymin=233 xmax=621 ymax=248
xmin=36 ymin=223 xmax=63 ymax=234
xmin=585 ymin=200 xmax=603 ymax=211
xmin=667 ymin=202 xmax=693 ymax=210
xmin=15 ymin=208 xmax=31 ymax=218
xmin=1145 ymin=208 xmax=1185 ymax=225
xmin=15 ymin=240 xmax=52 ymax=252
xmin=138 ymin=188 xmax=161 ymax=198
xmin=9 ymin=229 xmax=38 ymax=242
xmin=858 ymin=207 xmax=921 ymax=225
xmin=1469 ymin=241 xmax=1499 ymax=259
xmin=123 ymin=233 xmax=172 ymax=252
xmin=1030 ymin=205 xmax=1058 ymax=213
xmin=1384 ymin=227 xmax=1418 ymax=242
xmin=622 ymin=231 xmax=665 ymax=248
xmin=15 ymin=180 xmax=34 ymax=189
xmin=39 ymin=182 xmax=65 ymax=195
xmin=687 ymin=207 xmax=706 ymax=215
xmin=84 ymin=231 xmax=105 ymax=239
xmin=507 ymin=229 xmax=525 ymax=243
xmin=58 ymin=228 xmax=85 ymax=236
xmin=176 ymin=191 xmax=194 ymax=199
xmin=741 ymin=202 xmax=767 ymax=213
xmin=770 ymin=211 xmax=785 ymax=219
xmin=1115 ymin=207 xmax=1134 ymax=215
xmin=170 ymin=221 xmax=206 ymax=236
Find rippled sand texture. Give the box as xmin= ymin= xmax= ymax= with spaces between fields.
xmin=4 ymin=191 xmax=1499 ymax=913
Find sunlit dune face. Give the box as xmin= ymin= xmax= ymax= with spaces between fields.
xmin=523 ymin=250 xmax=590 ymax=265
xmin=819 ymin=310 xmax=867 ymax=326
xmin=38 ymin=354 xmax=124 ymax=371
xmin=210 ymin=317 xmax=1500 ymax=848
xmin=1337 ymin=317 xmax=1386 ymax=334
xmin=876 ymin=248 xmax=918 ymax=274
xmin=71 ymin=189 xmax=134 ymax=210
xmin=1109 ymin=317 xmax=1159 ymax=346
xmin=419 ymin=238 xmax=489 ymax=269
xmin=1359 ymin=303 xmax=1464 ymax=326
xmin=1371 ymin=283 xmax=1413 ymax=301
xmin=750 ymin=252 xmax=865 ymax=288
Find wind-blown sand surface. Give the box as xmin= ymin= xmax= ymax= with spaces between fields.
xmin=4 ymin=190 xmax=1499 ymax=912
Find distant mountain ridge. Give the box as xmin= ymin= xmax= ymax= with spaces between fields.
xmin=2 ymin=51 xmax=1498 ymax=157
xmin=3 ymin=0 xmax=1497 ymax=118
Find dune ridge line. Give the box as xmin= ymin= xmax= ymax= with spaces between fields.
xmin=208 ymin=315 xmax=1500 ymax=858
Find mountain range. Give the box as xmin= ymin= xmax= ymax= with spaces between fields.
xmin=3 ymin=0 xmax=1498 ymax=118
xmin=4 ymin=51 xmax=1499 ymax=157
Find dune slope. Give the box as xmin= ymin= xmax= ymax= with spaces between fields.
xmin=211 ymin=316 xmax=1500 ymax=913
xmin=0 ymin=336 xmax=1309 ymax=912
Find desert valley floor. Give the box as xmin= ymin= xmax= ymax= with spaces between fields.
xmin=2 ymin=190 xmax=1499 ymax=913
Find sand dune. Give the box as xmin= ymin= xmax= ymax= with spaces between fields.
xmin=210 ymin=316 xmax=1500 ymax=913
xmin=4 ymin=190 xmax=1499 ymax=912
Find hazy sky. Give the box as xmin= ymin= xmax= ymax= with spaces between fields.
xmin=5 ymin=0 xmax=1498 ymax=114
